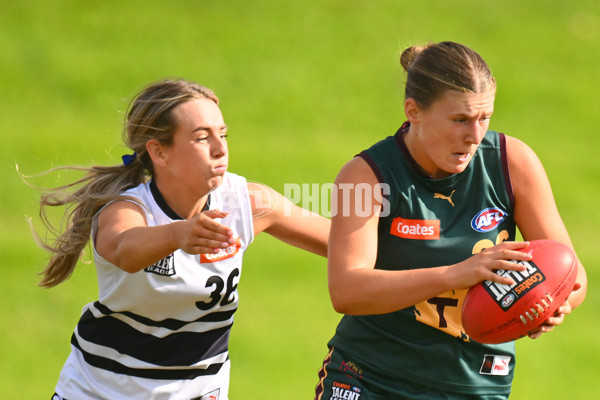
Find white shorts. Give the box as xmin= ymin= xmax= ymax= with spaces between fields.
xmin=54 ymin=347 xmax=230 ymax=400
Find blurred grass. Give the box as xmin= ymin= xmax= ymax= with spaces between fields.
xmin=1 ymin=0 xmax=599 ymax=398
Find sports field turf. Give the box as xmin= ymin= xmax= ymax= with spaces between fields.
xmin=1 ymin=1 xmax=598 ymax=398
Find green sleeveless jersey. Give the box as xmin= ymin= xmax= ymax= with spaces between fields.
xmin=328 ymin=123 xmax=517 ymax=396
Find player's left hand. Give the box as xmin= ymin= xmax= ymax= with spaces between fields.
xmin=527 ymin=299 xmax=572 ymax=339
xmin=527 ymin=281 xmax=582 ymax=339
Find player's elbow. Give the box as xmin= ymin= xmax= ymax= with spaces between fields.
xmin=330 ymin=294 xmax=351 ymax=314
xmin=327 ymin=262 xmax=372 ymax=314
xmin=328 ymin=278 xmax=359 ymax=314
xmin=114 ymin=256 xmax=146 ymax=274
xmin=112 ymin=246 xmax=148 ymax=274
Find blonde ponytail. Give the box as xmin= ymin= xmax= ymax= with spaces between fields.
xmin=35 ymin=161 xmax=147 ymax=288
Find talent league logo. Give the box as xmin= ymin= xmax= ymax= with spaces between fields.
xmin=145 ymin=253 xmax=175 ymax=276
xmin=471 ymin=207 xmax=506 ymax=232
xmin=483 ymin=260 xmax=546 ymax=311
xmin=329 ymin=381 xmax=362 ymax=400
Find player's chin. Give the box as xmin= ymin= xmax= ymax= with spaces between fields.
xmin=439 ymin=158 xmax=468 ymax=175
xmin=442 ymin=163 xmax=468 ymax=176
xmin=208 ymin=175 xmax=225 ymax=190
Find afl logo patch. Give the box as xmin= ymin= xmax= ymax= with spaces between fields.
xmin=501 ymin=294 xmax=515 ymax=308
xmin=471 ymin=207 xmax=506 ymax=232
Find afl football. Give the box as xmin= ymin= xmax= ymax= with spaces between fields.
xmin=462 ymin=239 xmax=577 ymax=344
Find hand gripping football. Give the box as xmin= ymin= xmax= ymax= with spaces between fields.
xmin=462 ymin=239 xmax=578 ymax=344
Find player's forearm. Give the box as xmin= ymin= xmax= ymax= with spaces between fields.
xmin=265 ymin=213 xmax=329 ymax=257
xmin=110 ymin=222 xmax=182 ymax=273
xmin=328 ymin=265 xmax=454 ymax=315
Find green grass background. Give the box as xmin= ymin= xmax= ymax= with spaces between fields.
xmin=1 ymin=0 xmax=598 ymax=398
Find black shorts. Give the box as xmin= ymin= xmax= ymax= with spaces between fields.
xmin=314 ymin=346 xmax=509 ymax=400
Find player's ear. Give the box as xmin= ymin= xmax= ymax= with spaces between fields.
xmin=404 ymin=98 xmax=421 ymax=123
xmin=146 ymin=139 xmax=168 ymax=168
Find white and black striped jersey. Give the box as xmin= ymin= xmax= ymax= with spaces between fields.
xmin=55 ymin=172 xmax=253 ymax=400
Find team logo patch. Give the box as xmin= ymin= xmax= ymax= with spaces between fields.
xmin=471 ymin=207 xmax=507 ymax=232
xmin=390 ymin=217 xmax=440 ymax=240
xmin=483 ymin=260 xmax=546 ymax=311
xmin=328 ymin=381 xmax=362 ymax=400
xmin=145 ymin=254 xmax=175 ymax=276
xmin=340 ymin=360 xmax=364 ymax=380
xmin=200 ymin=237 xmax=241 ymax=263
xmin=480 ymin=354 xmax=511 ymax=376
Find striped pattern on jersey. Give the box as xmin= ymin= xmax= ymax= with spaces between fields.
xmin=59 ymin=172 xmax=253 ymax=391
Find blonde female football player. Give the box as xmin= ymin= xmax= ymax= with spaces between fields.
xmin=34 ymin=79 xmax=329 ymax=400
xmin=314 ymin=41 xmax=587 ymax=400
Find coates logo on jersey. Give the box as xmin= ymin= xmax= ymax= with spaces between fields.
xmin=200 ymin=237 xmax=241 ymax=263
xmin=390 ymin=217 xmax=440 ymax=240
xmin=471 ymin=207 xmax=507 ymax=232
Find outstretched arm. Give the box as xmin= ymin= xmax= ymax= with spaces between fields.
xmin=247 ymin=181 xmax=329 ymax=257
xmin=95 ymin=201 xmax=235 ymax=273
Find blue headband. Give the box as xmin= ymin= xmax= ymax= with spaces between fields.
xmin=122 ymin=152 xmax=136 ymax=166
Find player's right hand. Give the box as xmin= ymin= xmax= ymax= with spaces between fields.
xmin=449 ymin=241 xmax=532 ymax=289
xmin=178 ymin=209 xmax=235 ymax=255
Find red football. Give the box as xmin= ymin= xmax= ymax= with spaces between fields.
xmin=462 ymin=239 xmax=578 ymax=344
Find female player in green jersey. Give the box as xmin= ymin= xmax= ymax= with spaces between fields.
xmin=315 ymin=41 xmax=587 ymax=400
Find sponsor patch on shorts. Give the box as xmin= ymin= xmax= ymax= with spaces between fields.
xmin=479 ymin=354 xmax=511 ymax=376
xmin=191 ymin=388 xmax=220 ymax=400
xmin=328 ymin=381 xmax=362 ymax=400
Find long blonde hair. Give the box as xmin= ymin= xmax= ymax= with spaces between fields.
xmin=35 ymin=79 xmax=219 ymax=287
